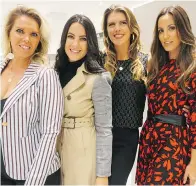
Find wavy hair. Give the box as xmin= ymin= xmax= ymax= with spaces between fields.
xmin=2 ymin=6 xmax=49 ymax=64
xmin=148 ymin=5 xmax=196 ymax=93
xmin=102 ymin=4 xmax=145 ymax=81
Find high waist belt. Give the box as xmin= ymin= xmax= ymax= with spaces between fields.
xmin=148 ymin=112 xmax=186 ymax=126
xmin=62 ymin=117 xmax=94 ymax=129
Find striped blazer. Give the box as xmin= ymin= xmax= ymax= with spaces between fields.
xmin=0 ymin=59 xmax=64 ymax=185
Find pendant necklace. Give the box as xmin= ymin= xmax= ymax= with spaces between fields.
xmin=117 ymin=59 xmax=130 ymax=71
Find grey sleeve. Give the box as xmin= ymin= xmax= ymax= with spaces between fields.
xmin=92 ymin=71 xmax=113 ymax=177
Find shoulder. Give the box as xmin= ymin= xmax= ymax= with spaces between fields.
xmin=138 ymin=51 xmax=150 ymax=74
xmin=33 ymin=62 xmax=57 ymax=75
xmin=95 ymin=71 xmax=112 ymax=86
xmin=92 ymin=72 xmax=112 ymax=95
xmin=32 ymin=62 xmax=59 ymax=83
xmin=138 ymin=51 xmax=149 ymax=66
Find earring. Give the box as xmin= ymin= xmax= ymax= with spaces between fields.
xmin=132 ymin=34 xmax=135 ymax=41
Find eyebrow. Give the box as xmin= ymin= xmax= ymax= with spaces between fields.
xmin=68 ymin=32 xmax=86 ymax=37
xmin=108 ymin=19 xmax=127 ymax=24
xmin=158 ymin=24 xmax=176 ymax=29
xmin=14 ymin=26 xmax=40 ymax=33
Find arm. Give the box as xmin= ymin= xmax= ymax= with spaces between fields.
xmin=92 ymin=72 xmax=113 ymax=181
xmin=183 ymin=73 xmax=196 ymax=185
xmin=24 ymin=68 xmax=64 ymax=185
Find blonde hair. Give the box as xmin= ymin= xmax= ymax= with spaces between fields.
xmin=102 ymin=4 xmax=146 ymax=82
xmin=2 ymin=6 xmax=49 ymax=64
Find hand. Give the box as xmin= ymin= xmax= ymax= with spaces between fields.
xmin=183 ymin=163 xmax=196 ymax=185
xmin=96 ymin=177 xmax=108 ymax=185
xmin=183 ymin=105 xmax=190 ymax=119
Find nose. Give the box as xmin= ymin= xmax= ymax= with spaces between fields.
xmin=163 ymin=30 xmax=169 ymax=39
xmin=23 ymin=34 xmax=30 ymax=42
xmin=114 ymin=23 xmax=121 ymax=32
xmin=72 ymin=38 xmax=79 ymax=47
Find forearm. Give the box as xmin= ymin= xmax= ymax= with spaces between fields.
xmin=190 ymin=148 xmax=196 ymax=165
xmin=24 ymin=133 xmax=58 ymax=185
xmin=96 ymin=128 xmax=112 ymax=177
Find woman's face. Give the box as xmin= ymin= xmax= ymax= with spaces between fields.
xmin=65 ymin=22 xmax=88 ymax=62
xmin=107 ymin=11 xmax=131 ymax=48
xmin=9 ymin=15 xmax=41 ymax=60
xmin=158 ymin=13 xmax=181 ymax=59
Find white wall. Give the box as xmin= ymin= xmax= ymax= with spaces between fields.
xmin=0 ymin=0 xmax=147 ymax=55
xmin=133 ymin=0 xmax=196 ymax=53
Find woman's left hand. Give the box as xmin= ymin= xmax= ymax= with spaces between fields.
xmin=183 ymin=105 xmax=190 ymax=118
xmin=183 ymin=163 xmax=196 ymax=185
xmin=96 ymin=177 xmax=108 ymax=185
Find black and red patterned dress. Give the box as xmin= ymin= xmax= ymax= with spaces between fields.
xmin=136 ymin=59 xmax=196 ymax=185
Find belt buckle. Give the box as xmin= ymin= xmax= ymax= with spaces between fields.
xmin=67 ymin=117 xmax=76 ymax=129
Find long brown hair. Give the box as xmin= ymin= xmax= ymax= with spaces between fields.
xmin=148 ymin=5 xmax=196 ymax=93
xmin=102 ymin=4 xmax=145 ymax=81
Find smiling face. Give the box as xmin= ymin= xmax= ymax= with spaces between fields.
xmin=9 ymin=15 xmax=41 ymax=60
xmin=107 ymin=11 xmax=131 ymax=49
xmin=65 ymin=22 xmax=88 ymax=62
xmin=158 ymin=13 xmax=181 ymax=59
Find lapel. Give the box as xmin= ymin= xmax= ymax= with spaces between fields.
xmin=0 ymin=60 xmax=42 ymax=119
xmin=63 ymin=63 xmax=90 ymax=97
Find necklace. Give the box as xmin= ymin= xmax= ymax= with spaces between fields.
xmin=7 ymin=59 xmax=31 ymax=84
xmin=117 ymin=59 xmax=130 ymax=71
xmin=7 ymin=64 xmax=15 ymax=83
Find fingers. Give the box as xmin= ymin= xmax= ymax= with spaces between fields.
xmin=183 ymin=105 xmax=190 ymax=109
xmin=183 ymin=169 xmax=188 ymax=184
xmin=183 ymin=105 xmax=190 ymax=114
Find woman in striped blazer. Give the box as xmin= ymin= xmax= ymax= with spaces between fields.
xmin=0 ymin=6 xmax=64 ymax=185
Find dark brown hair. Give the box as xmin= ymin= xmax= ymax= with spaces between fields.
xmin=148 ymin=5 xmax=196 ymax=93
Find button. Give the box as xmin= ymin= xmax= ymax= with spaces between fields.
xmin=2 ymin=122 xmax=7 ymax=126
xmin=67 ymin=95 xmax=71 ymax=100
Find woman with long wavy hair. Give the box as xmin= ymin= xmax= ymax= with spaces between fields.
xmin=102 ymin=4 xmax=148 ymax=185
xmin=136 ymin=5 xmax=196 ymax=185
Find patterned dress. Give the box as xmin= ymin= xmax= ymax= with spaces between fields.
xmin=136 ymin=59 xmax=196 ymax=185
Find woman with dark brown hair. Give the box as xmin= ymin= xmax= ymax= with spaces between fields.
xmin=136 ymin=5 xmax=196 ymax=185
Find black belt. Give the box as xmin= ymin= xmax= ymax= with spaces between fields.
xmin=148 ymin=112 xmax=186 ymax=126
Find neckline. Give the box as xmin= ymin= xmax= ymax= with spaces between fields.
xmin=169 ymin=59 xmax=176 ymax=64
xmin=117 ymin=59 xmax=130 ymax=63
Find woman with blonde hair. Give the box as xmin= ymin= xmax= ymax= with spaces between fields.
xmin=102 ymin=4 xmax=148 ymax=185
xmin=0 ymin=6 xmax=64 ymax=185
xmin=136 ymin=5 xmax=196 ymax=185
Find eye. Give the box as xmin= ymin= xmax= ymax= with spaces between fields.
xmin=108 ymin=23 xmax=115 ymax=27
xmin=158 ymin=29 xmax=163 ymax=34
xmin=16 ymin=29 xmax=24 ymax=34
xmin=80 ymin=37 xmax=87 ymax=41
xmin=168 ymin=25 xmax=176 ymax=31
xmin=121 ymin=21 xmax=127 ymax=25
xmin=67 ymin=35 xmax=74 ymax=39
xmin=31 ymin=32 xmax=38 ymax=37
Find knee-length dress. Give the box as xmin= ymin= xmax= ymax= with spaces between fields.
xmin=136 ymin=59 xmax=196 ymax=185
